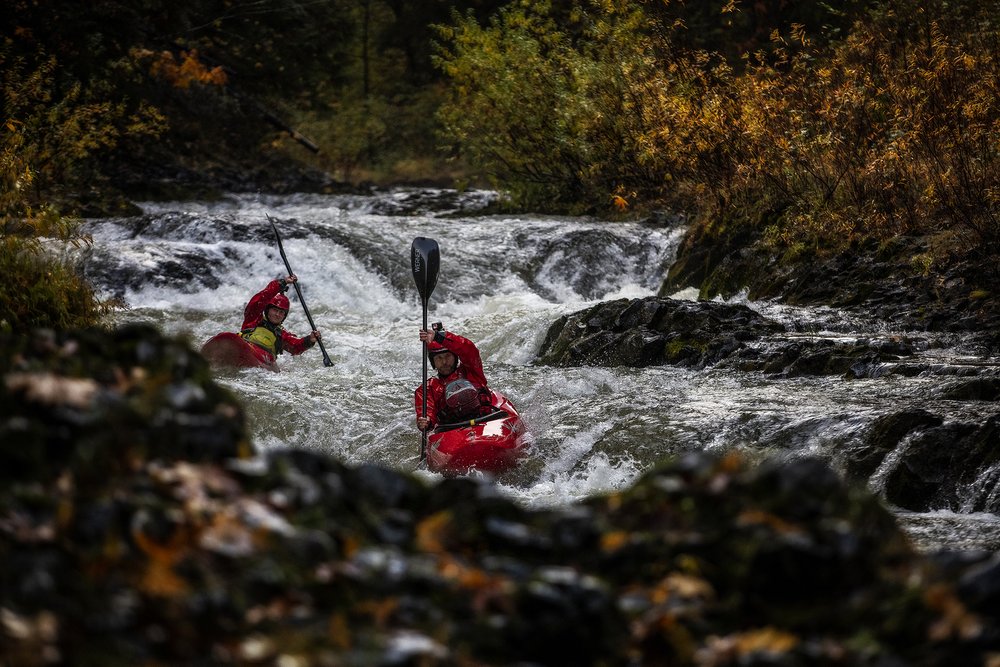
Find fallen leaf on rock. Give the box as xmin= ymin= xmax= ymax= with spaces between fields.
xmin=601 ymin=530 xmax=630 ymax=553
xmin=328 ymin=612 xmax=352 ymax=649
xmin=358 ymin=598 xmax=400 ymax=628
xmin=651 ymin=573 xmax=714 ymax=604
xmin=415 ymin=511 xmax=453 ymax=554
xmin=131 ymin=513 xmax=192 ymax=597
xmin=5 ymin=372 xmax=98 ymax=408
xmin=733 ymin=627 xmax=799 ymax=655
xmin=1 ymin=607 xmax=58 ymax=642
xmin=198 ymin=512 xmax=256 ymax=557
xmin=736 ymin=509 xmax=806 ymax=537
xmin=925 ymin=584 xmax=983 ymax=641
xmin=696 ymin=627 xmax=800 ymax=665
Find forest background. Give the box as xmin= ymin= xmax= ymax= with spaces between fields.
xmin=2 ymin=0 xmax=998 ymax=330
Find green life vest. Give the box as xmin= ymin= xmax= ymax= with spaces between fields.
xmin=242 ymin=323 xmax=283 ymax=356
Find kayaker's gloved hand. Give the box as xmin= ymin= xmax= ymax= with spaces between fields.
xmin=418 ymin=328 xmax=447 ymax=344
xmin=416 ymin=416 xmax=433 ymax=431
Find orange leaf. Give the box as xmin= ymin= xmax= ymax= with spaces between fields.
xmin=415 ymin=511 xmax=453 ymax=554
xmin=601 ymin=531 xmax=629 ymax=553
xmin=733 ymin=627 xmax=799 ymax=655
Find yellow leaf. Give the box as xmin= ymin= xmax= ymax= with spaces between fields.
xmin=131 ymin=516 xmax=191 ymax=598
xmin=736 ymin=509 xmax=805 ymax=537
xmin=328 ymin=612 xmax=352 ymax=649
xmin=734 ymin=627 xmax=799 ymax=655
xmin=651 ymin=573 xmax=714 ymax=604
xmin=925 ymin=584 xmax=983 ymax=641
xmin=601 ymin=531 xmax=629 ymax=553
xmin=357 ymin=598 xmax=399 ymax=628
xmin=415 ymin=511 xmax=453 ymax=554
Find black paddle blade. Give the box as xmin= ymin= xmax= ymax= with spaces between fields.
xmin=410 ymin=237 xmax=440 ymax=302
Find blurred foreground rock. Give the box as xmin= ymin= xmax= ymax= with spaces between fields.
xmin=2 ymin=326 xmax=999 ymax=665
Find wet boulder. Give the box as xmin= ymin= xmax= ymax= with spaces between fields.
xmin=535 ymin=296 xmax=922 ymax=376
xmin=841 ymin=410 xmax=944 ymax=482
xmin=938 ymin=377 xmax=1000 ymax=401
xmin=881 ymin=414 xmax=1000 ymax=512
xmin=720 ymin=336 xmax=918 ymax=377
xmin=536 ymin=297 xmax=785 ymax=368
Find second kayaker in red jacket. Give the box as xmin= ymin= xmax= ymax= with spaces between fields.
xmin=414 ymin=324 xmax=494 ymax=431
xmin=240 ymin=275 xmax=321 ymax=362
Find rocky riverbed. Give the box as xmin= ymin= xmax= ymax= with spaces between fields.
xmin=537 ymin=296 xmax=1000 ymax=519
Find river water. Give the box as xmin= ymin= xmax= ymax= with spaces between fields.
xmin=78 ymin=188 xmax=1000 ymax=553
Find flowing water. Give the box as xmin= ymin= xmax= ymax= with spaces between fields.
xmin=76 ymin=188 xmax=1000 ymax=553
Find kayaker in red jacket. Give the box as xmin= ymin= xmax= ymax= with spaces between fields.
xmin=240 ymin=275 xmax=321 ymax=361
xmin=414 ymin=324 xmax=494 ymax=431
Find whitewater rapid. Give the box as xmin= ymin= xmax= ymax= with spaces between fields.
xmin=78 ymin=188 xmax=1000 ymax=552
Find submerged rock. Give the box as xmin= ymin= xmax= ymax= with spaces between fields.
xmin=2 ymin=326 xmax=999 ymax=665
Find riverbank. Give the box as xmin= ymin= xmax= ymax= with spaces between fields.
xmin=662 ymin=221 xmax=1000 ymax=355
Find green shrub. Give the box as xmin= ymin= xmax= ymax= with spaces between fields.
xmin=0 ymin=209 xmax=110 ymax=331
xmin=1 ymin=52 xmax=121 ymax=330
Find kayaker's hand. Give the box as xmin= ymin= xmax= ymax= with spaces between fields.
xmin=285 ymin=274 xmax=298 ymax=284
xmin=416 ymin=416 xmax=431 ymax=431
xmin=309 ymin=330 xmax=321 ymax=342
xmin=420 ymin=328 xmax=446 ymax=344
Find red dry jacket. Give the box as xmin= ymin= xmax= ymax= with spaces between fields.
xmin=241 ymin=280 xmax=313 ymax=358
xmin=414 ymin=331 xmax=489 ymax=428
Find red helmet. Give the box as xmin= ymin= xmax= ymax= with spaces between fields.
xmin=444 ymin=379 xmax=479 ymax=418
xmin=427 ymin=340 xmax=451 ymax=361
xmin=267 ymin=293 xmax=290 ymax=315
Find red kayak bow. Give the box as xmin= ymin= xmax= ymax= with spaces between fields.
xmin=201 ymin=332 xmax=279 ymax=372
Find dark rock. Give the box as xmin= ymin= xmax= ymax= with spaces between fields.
xmin=883 ymin=423 xmax=977 ymax=510
xmin=536 ymin=297 xmax=785 ymax=368
xmin=958 ymin=554 xmax=1000 ymax=614
xmin=938 ymin=377 xmax=1000 ymax=401
xmin=843 ymin=410 xmax=943 ymax=482
xmin=883 ymin=415 xmax=1000 ymax=512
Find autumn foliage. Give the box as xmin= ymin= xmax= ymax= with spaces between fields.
xmin=145 ymin=49 xmax=228 ymax=89
xmin=436 ymin=0 xmax=1000 ymax=264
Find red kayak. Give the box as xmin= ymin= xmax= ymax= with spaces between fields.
xmin=426 ymin=390 xmax=531 ymax=476
xmin=201 ymin=332 xmax=279 ymax=372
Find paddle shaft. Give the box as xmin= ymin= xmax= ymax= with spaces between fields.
xmin=266 ymin=215 xmax=334 ymax=367
xmin=420 ymin=297 xmax=429 ymax=461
